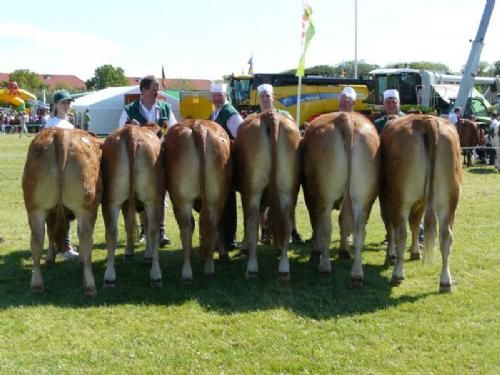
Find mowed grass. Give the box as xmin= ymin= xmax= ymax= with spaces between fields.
xmin=0 ymin=134 xmax=499 ymax=374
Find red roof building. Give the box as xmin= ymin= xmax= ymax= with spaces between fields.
xmin=0 ymin=72 xmax=86 ymax=89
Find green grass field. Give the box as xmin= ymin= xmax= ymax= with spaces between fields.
xmin=1 ymin=134 xmax=499 ymax=374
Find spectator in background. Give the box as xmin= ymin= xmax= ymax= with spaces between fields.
xmin=18 ymin=112 xmax=29 ymax=137
xmin=448 ymin=107 xmax=461 ymax=126
xmin=83 ymin=109 xmax=91 ymax=131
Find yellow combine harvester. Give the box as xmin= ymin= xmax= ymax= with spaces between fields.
xmin=180 ymin=73 xmax=373 ymax=126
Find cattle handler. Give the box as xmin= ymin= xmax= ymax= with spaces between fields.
xmin=209 ymin=83 xmax=243 ymax=250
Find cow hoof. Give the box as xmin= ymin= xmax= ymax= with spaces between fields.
xmin=45 ymin=259 xmax=55 ymax=267
xmin=83 ymin=287 xmax=97 ymax=297
xmin=439 ymin=283 xmax=453 ymax=293
xmin=218 ymin=253 xmax=231 ymax=263
xmin=390 ymin=276 xmax=404 ymax=286
xmin=385 ymin=255 xmax=397 ymax=266
xmin=350 ymin=277 xmax=364 ymax=288
xmin=245 ymin=271 xmax=258 ymax=279
xmin=338 ymin=249 xmax=351 ymax=260
xmin=410 ymin=252 xmax=421 ymax=261
xmin=308 ymin=252 xmax=321 ymax=262
xmin=103 ymin=279 xmax=116 ymax=288
xmin=151 ymin=278 xmax=163 ymax=288
xmin=204 ymin=272 xmax=215 ymax=279
xmin=181 ymin=277 xmax=193 ymax=286
xmin=278 ymin=272 xmax=290 ymax=281
xmin=319 ymin=270 xmax=330 ymax=278
xmin=31 ymin=284 xmax=44 ymax=294
xmin=124 ymin=253 xmax=134 ymax=258
xmin=143 ymin=256 xmax=153 ymax=264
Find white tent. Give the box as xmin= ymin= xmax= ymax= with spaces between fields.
xmin=72 ymin=86 xmax=180 ymax=135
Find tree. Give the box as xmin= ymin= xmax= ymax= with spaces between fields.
xmin=385 ymin=61 xmax=450 ymax=72
xmin=475 ymin=61 xmax=494 ymax=76
xmin=86 ymin=64 xmax=129 ymax=90
xmin=493 ymin=60 xmax=500 ymax=76
xmin=281 ymin=61 xmax=379 ymax=78
xmin=8 ymin=69 xmax=46 ymax=90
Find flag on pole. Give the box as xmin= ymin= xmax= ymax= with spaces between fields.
xmin=247 ymin=54 xmax=254 ymax=75
xmin=161 ymin=65 xmax=166 ymax=89
xmin=296 ymin=2 xmax=315 ymax=78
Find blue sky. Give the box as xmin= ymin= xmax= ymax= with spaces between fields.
xmin=0 ymin=0 xmax=498 ymax=81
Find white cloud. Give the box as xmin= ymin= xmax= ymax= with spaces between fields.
xmin=0 ymin=22 xmax=119 ymax=80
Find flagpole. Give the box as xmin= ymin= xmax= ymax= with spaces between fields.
xmin=296 ymin=76 xmax=302 ymax=127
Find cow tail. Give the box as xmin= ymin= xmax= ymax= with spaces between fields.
xmin=125 ymin=127 xmax=138 ymax=239
xmin=192 ymin=122 xmax=209 ymax=256
xmin=335 ymin=113 xmax=354 ymax=231
xmin=267 ymin=113 xmax=283 ymax=245
xmin=421 ymin=117 xmax=439 ymax=262
xmin=53 ymin=130 xmax=70 ymax=253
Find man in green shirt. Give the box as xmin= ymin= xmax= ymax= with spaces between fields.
xmin=210 ymin=83 xmax=243 ymax=250
xmin=373 ymin=89 xmax=405 ymax=134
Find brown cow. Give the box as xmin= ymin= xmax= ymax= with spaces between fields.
xmin=101 ymin=124 xmax=165 ymax=287
xmin=234 ymin=110 xmax=301 ymax=279
xmin=380 ymin=114 xmax=462 ymax=292
xmin=22 ymin=128 xmax=102 ymax=296
xmin=164 ymin=119 xmax=231 ymax=282
xmin=456 ymin=119 xmax=480 ymax=167
xmin=302 ymin=112 xmax=380 ymax=285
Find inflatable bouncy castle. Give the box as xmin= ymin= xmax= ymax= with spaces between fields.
xmin=0 ymin=81 xmax=36 ymax=112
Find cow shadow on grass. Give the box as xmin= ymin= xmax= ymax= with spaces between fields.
xmin=467 ymin=166 xmax=498 ymax=174
xmin=0 ymin=241 xmax=432 ymax=319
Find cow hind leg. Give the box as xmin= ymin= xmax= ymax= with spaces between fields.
xmin=273 ymin=198 xmax=293 ymax=280
xmin=409 ymin=203 xmax=425 ymax=260
xmin=29 ymin=210 xmax=47 ymax=293
xmin=309 ymin=204 xmax=333 ymax=275
xmin=103 ymin=205 xmax=120 ymax=287
xmin=243 ymin=193 xmax=262 ymax=278
xmin=173 ymin=202 xmax=194 ymax=283
xmin=338 ymin=205 xmax=353 ymax=260
xmin=390 ymin=218 xmax=407 ymax=286
xmin=350 ymin=201 xmax=369 ymax=287
xmin=438 ymin=209 xmax=454 ymax=293
xmin=200 ymin=206 xmax=219 ymax=277
xmin=76 ymin=212 xmax=97 ymax=297
xmin=45 ymin=212 xmax=56 ymax=265
xmin=144 ymin=204 xmax=162 ymax=287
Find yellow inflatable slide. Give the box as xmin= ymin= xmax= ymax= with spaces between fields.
xmin=0 ymin=81 xmax=36 ymax=112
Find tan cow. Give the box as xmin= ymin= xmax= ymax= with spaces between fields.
xmin=22 ymin=128 xmax=102 ymax=296
xmin=302 ymin=112 xmax=380 ymax=286
xmin=380 ymin=114 xmax=462 ymax=292
xmin=234 ymin=110 xmax=301 ymax=279
xmin=101 ymin=124 xmax=165 ymax=287
xmin=164 ymin=119 xmax=231 ymax=282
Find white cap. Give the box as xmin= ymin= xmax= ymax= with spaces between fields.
xmin=340 ymin=86 xmax=356 ymax=100
xmin=383 ymin=89 xmax=400 ymax=101
xmin=257 ymin=84 xmax=273 ymax=95
xmin=210 ymin=83 xmax=227 ymax=93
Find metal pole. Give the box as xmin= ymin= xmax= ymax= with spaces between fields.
xmin=354 ymin=0 xmax=358 ymax=79
xmin=296 ymin=76 xmax=302 ymax=127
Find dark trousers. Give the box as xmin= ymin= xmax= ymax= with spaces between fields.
xmin=221 ymin=190 xmax=237 ymax=246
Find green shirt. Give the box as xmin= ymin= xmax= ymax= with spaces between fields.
xmin=374 ymin=111 xmax=405 ymax=134
xmin=124 ymin=99 xmax=172 ymax=125
xmin=212 ymin=102 xmax=239 ymax=139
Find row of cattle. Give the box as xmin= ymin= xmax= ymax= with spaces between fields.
xmin=22 ymin=111 xmax=462 ymax=296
